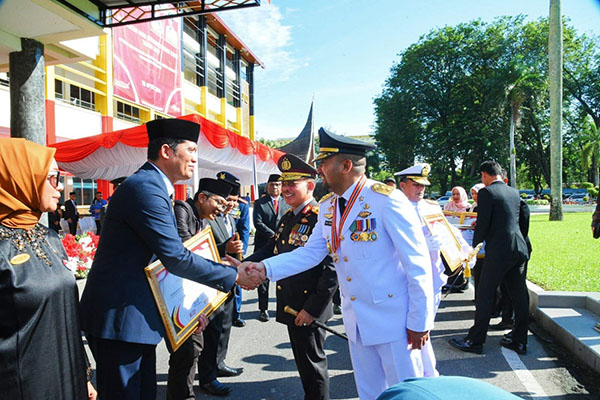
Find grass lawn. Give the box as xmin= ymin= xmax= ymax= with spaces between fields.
xmin=528 ymin=212 xmax=600 ymax=292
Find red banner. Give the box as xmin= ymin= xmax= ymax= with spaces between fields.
xmin=113 ymin=14 xmax=182 ymax=116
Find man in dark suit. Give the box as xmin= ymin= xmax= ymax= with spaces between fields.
xmin=79 ymin=119 xmax=261 ymax=400
xmin=168 ymin=177 xmax=232 ymax=400
xmin=195 ymin=172 xmax=245 ymax=396
xmin=449 ymin=161 xmax=530 ymax=355
xmin=246 ymin=154 xmax=338 ymax=399
xmin=253 ymin=174 xmax=291 ymax=321
xmin=64 ymin=191 xmax=79 ymax=235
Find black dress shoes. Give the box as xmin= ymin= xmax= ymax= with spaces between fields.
xmin=500 ymin=337 xmax=527 ymax=355
xmin=259 ymin=310 xmax=270 ymax=322
xmin=448 ymin=337 xmax=483 ymax=354
xmin=232 ymin=318 xmax=246 ymax=328
xmin=201 ymin=379 xmax=231 ymax=396
xmin=489 ymin=321 xmax=514 ymax=331
xmin=333 ymin=304 xmax=342 ymax=315
xmin=217 ymin=364 xmax=244 ymax=377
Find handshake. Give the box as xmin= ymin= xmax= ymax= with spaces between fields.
xmin=225 ymin=255 xmax=267 ymax=290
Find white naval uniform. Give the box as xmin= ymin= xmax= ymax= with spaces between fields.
xmin=264 ymin=178 xmax=435 ymax=399
xmin=414 ymin=198 xmax=473 ymax=377
xmin=412 ymin=199 xmax=446 ymax=378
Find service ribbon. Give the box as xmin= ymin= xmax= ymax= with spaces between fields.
xmin=331 ymin=175 xmax=367 ymax=254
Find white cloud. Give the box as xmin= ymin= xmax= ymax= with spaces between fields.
xmin=220 ymin=3 xmax=304 ymax=84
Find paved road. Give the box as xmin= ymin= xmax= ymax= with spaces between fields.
xmin=146 ymin=283 xmax=599 ymax=399
xmin=81 ymin=270 xmax=599 ymax=399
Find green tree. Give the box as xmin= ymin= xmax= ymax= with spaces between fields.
xmin=580 ymin=120 xmax=600 ymax=186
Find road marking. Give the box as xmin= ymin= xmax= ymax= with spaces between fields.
xmin=501 ymin=347 xmax=550 ymax=400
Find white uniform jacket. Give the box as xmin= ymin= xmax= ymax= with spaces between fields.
xmin=265 ymin=178 xmax=434 ymax=346
xmin=414 ymin=199 xmax=447 ymax=304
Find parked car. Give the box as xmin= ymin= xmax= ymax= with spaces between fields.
xmin=564 ymin=193 xmax=588 ymax=205
xmin=437 ymin=195 xmax=451 ymax=208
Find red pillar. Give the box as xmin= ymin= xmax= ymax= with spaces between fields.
xmin=174 ymin=184 xmax=187 ymax=201
xmin=101 ymin=115 xmax=114 ymax=133
xmin=96 ymin=179 xmax=114 ymax=198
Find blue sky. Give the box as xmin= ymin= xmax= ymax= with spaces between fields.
xmin=220 ymin=0 xmax=600 ymax=140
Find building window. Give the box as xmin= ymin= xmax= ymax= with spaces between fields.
xmin=71 ymin=178 xmax=96 ymax=206
xmin=69 ymin=84 xmax=95 ymax=110
xmin=116 ymin=101 xmax=140 ymax=123
xmin=183 ymin=17 xmax=204 ymax=86
xmin=206 ymin=31 xmax=222 ymax=97
xmin=55 ymin=79 xmax=64 ymax=100
xmin=55 ymin=82 xmax=96 ymax=111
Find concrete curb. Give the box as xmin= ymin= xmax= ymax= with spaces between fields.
xmin=527 ymin=281 xmax=600 ymax=373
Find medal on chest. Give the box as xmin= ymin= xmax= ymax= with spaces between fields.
xmin=330 ymin=176 xmax=367 ymax=254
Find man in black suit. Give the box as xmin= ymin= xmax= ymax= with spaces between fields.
xmin=253 ymin=174 xmax=291 ymax=321
xmin=449 ymin=161 xmax=530 ymax=355
xmin=64 ymin=191 xmax=79 ymax=235
xmin=246 ymin=154 xmax=338 ymax=399
xmin=168 ymin=177 xmax=232 ymax=400
xmin=195 ymin=172 xmax=245 ymax=396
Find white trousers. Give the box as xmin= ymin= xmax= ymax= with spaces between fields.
xmin=348 ymin=328 xmax=424 ymax=400
xmin=421 ymin=290 xmax=442 ymax=378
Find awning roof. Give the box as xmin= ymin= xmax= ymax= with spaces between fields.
xmin=50 ymin=114 xmax=283 ymax=185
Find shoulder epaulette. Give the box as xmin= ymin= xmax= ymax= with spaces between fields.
xmin=371 ymin=182 xmax=394 ymax=196
xmin=319 ymin=192 xmax=335 ymax=203
xmin=311 ymin=206 xmax=320 ymax=214
xmin=425 ymin=199 xmax=439 ymax=205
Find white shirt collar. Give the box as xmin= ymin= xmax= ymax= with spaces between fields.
xmin=339 ymin=176 xmax=365 ymax=202
xmin=148 ymin=161 xmax=175 ymax=197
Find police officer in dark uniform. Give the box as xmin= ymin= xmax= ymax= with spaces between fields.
xmin=246 ymin=153 xmax=338 ymax=400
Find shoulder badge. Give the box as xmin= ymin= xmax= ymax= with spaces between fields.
xmin=319 ymin=192 xmax=335 ymax=203
xmin=371 ymin=182 xmax=393 ymax=196
xmin=425 ymin=199 xmax=439 ymax=205
xmin=311 ymin=206 xmax=320 ymax=214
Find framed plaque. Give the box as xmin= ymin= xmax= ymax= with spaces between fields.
xmin=423 ymin=213 xmax=464 ymax=272
xmin=459 ymin=211 xmax=478 ymax=227
xmin=145 ymin=227 xmax=231 ymax=351
xmin=442 ymin=211 xmax=462 ymax=225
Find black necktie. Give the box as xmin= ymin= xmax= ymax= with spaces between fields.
xmin=338 ymin=197 xmax=346 ymax=215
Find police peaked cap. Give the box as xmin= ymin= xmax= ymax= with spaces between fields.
xmin=394 ymin=163 xmax=431 ymax=186
xmin=198 ymin=178 xmax=232 ymax=198
xmin=314 ymin=127 xmax=377 ymax=161
xmin=146 ymin=118 xmax=200 ymax=143
xmin=216 ymin=171 xmax=240 ymax=196
xmin=278 ymin=153 xmax=317 ymax=181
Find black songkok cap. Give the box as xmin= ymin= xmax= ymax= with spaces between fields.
xmin=267 ymin=174 xmax=281 ymax=183
xmin=146 ymin=119 xmax=200 ymax=143
xmin=314 ymin=127 xmax=377 ymax=161
xmin=278 ymin=153 xmax=317 ymax=181
xmin=216 ymin=171 xmax=240 ymax=196
xmin=198 ymin=178 xmax=232 ymax=198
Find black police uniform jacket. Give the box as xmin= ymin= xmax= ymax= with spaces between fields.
xmin=247 ymin=200 xmax=337 ymax=326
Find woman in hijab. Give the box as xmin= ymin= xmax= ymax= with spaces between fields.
xmin=469 ymin=183 xmax=485 ymax=212
xmin=443 ymin=186 xmax=471 ymax=212
xmin=0 ymin=138 xmax=96 ymax=399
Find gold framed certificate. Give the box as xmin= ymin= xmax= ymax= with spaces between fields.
xmin=145 ymin=226 xmax=231 ymax=351
xmin=423 ymin=213 xmax=464 ymax=272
